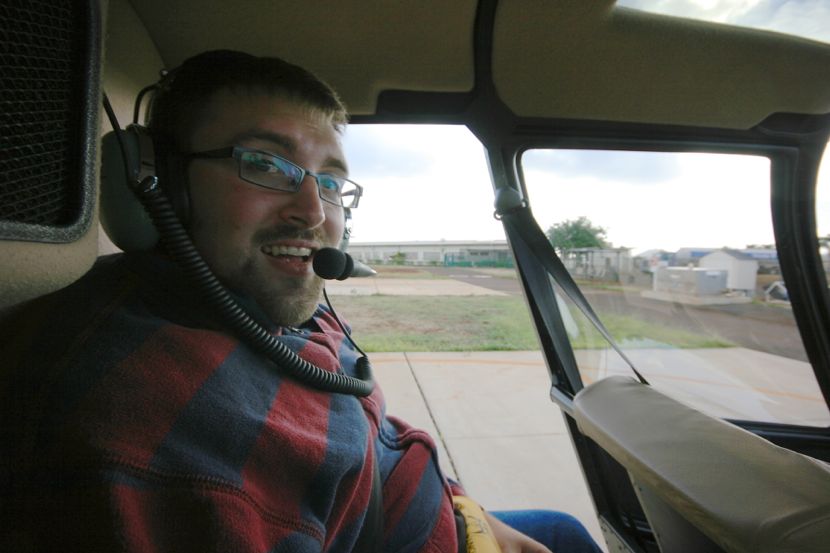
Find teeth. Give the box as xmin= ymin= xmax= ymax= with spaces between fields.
xmin=262 ymin=245 xmax=313 ymax=257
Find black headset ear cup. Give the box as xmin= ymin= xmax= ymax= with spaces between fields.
xmin=100 ymin=122 xmax=193 ymax=251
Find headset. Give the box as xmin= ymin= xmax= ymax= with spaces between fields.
xmin=100 ymin=73 xmax=374 ymax=397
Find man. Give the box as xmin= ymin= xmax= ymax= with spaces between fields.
xmin=0 ymin=50 xmax=600 ymax=552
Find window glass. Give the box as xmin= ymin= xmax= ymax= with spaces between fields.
xmin=617 ymin=0 xmax=830 ymax=46
xmin=334 ymin=127 xmax=607 ymax=542
xmin=341 ymin=125 xmax=503 ymax=244
xmin=334 ymin=124 xmax=536 ymax=352
xmin=521 ymin=148 xmax=830 ymax=427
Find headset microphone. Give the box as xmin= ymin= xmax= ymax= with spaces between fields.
xmin=314 ymin=247 xmax=378 ymax=280
xmin=312 ymin=247 xmax=374 ymax=381
xmin=313 ymin=248 xmax=355 ymax=280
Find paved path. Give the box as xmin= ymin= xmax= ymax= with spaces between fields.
xmin=373 ymin=350 xmax=606 ymax=549
xmin=420 ymin=266 xmax=523 ymax=296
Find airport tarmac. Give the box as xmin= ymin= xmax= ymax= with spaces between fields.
xmin=327 ymin=276 xmax=509 ymax=296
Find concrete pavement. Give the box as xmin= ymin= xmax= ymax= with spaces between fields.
xmin=372 ymin=351 xmax=606 ymax=549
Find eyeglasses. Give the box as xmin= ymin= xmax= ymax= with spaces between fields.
xmin=184 ymin=146 xmax=363 ymax=208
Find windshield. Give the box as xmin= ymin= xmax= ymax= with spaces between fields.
xmin=521 ymin=147 xmax=830 ymax=427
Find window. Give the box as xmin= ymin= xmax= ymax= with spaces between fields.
xmin=521 ymin=148 xmax=830 ymax=427
xmin=333 ymin=127 xmax=603 ymax=536
xmin=341 ymin=125 xmax=502 ymax=245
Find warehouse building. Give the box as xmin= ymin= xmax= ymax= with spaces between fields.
xmin=347 ymin=240 xmax=514 ymax=267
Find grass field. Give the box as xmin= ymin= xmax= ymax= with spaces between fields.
xmin=332 ymin=295 xmax=733 ymax=352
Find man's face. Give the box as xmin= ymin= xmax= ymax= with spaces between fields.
xmin=185 ymin=89 xmax=346 ymax=326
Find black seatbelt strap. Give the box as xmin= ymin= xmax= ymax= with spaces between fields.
xmin=495 ymin=187 xmax=649 ymax=387
xmin=353 ymin=456 xmax=384 ymax=552
xmin=510 ymin=219 xmax=585 ymax=393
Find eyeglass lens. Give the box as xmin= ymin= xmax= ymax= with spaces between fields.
xmin=238 ymin=151 xmax=358 ymax=207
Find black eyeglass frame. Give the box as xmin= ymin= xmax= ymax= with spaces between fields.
xmin=183 ymin=146 xmax=363 ymax=208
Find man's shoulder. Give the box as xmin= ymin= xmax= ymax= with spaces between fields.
xmin=0 ymin=252 xmax=185 ymax=378
xmin=0 ymin=250 xmax=234 ymax=426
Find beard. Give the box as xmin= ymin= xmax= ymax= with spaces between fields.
xmin=193 ymin=223 xmax=334 ymax=328
xmin=237 ymin=257 xmax=325 ymax=327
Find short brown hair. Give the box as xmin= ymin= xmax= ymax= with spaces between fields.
xmin=148 ymin=49 xmax=348 ymax=154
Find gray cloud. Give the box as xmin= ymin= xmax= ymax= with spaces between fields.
xmin=342 ymin=126 xmax=438 ymax=179
xmin=521 ymin=149 xmax=681 ymax=185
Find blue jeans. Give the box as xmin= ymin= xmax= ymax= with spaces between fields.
xmin=490 ymin=510 xmax=603 ymax=553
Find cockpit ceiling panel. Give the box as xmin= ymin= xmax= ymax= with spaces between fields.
xmin=492 ymin=3 xmax=830 ymax=128
xmin=126 ymin=0 xmax=830 ymax=127
xmin=125 ymin=0 xmax=477 ymax=116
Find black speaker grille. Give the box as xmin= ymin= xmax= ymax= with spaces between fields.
xmin=0 ymin=1 xmax=84 ymax=226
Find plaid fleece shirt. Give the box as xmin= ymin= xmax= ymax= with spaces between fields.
xmin=1 ymin=253 xmax=461 ymax=552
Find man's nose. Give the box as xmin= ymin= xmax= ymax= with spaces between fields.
xmin=278 ymin=176 xmax=326 ymax=229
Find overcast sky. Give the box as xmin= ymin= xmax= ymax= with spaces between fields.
xmin=342 ymin=0 xmax=830 ymax=254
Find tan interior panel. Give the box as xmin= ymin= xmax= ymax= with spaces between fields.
xmin=103 ymin=0 xmax=165 ymax=127
xmin=126 ymin=0 xmax=477 ymax=115
xmin=492 ymin=2 xmax=830 ymax=128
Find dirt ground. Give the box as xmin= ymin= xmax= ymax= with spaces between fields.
xmin=410 ymin=265 xmax=808 ymax=362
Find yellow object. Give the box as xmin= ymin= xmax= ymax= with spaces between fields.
xmin=453 ymin=496 xmax=502 ymax=553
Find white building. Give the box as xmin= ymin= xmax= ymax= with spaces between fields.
xmin=700 ymin=249 xmax=759 ymax=296
xmin=652 ymin=267 xmax=728 ymax=296
xmin=347 ymin=240 xmax=513 ymax=267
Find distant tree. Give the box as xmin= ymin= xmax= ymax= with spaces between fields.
xmin=546 ymin=216 xmax=609 ymax=251
xmin=389 ymin=251 xmax=407 ymax=265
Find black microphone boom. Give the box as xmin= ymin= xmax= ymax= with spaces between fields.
xmin=313 ymin=248 xmax=376 ymax=280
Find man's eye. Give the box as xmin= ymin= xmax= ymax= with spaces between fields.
xmin=249 ymin=156 xmax=280 ymax=173
xmin=318 ymin=175 xmax=342 ymax=191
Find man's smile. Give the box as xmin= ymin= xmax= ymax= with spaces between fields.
xmin=260 ymin=244 xmax=315 ymax=261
